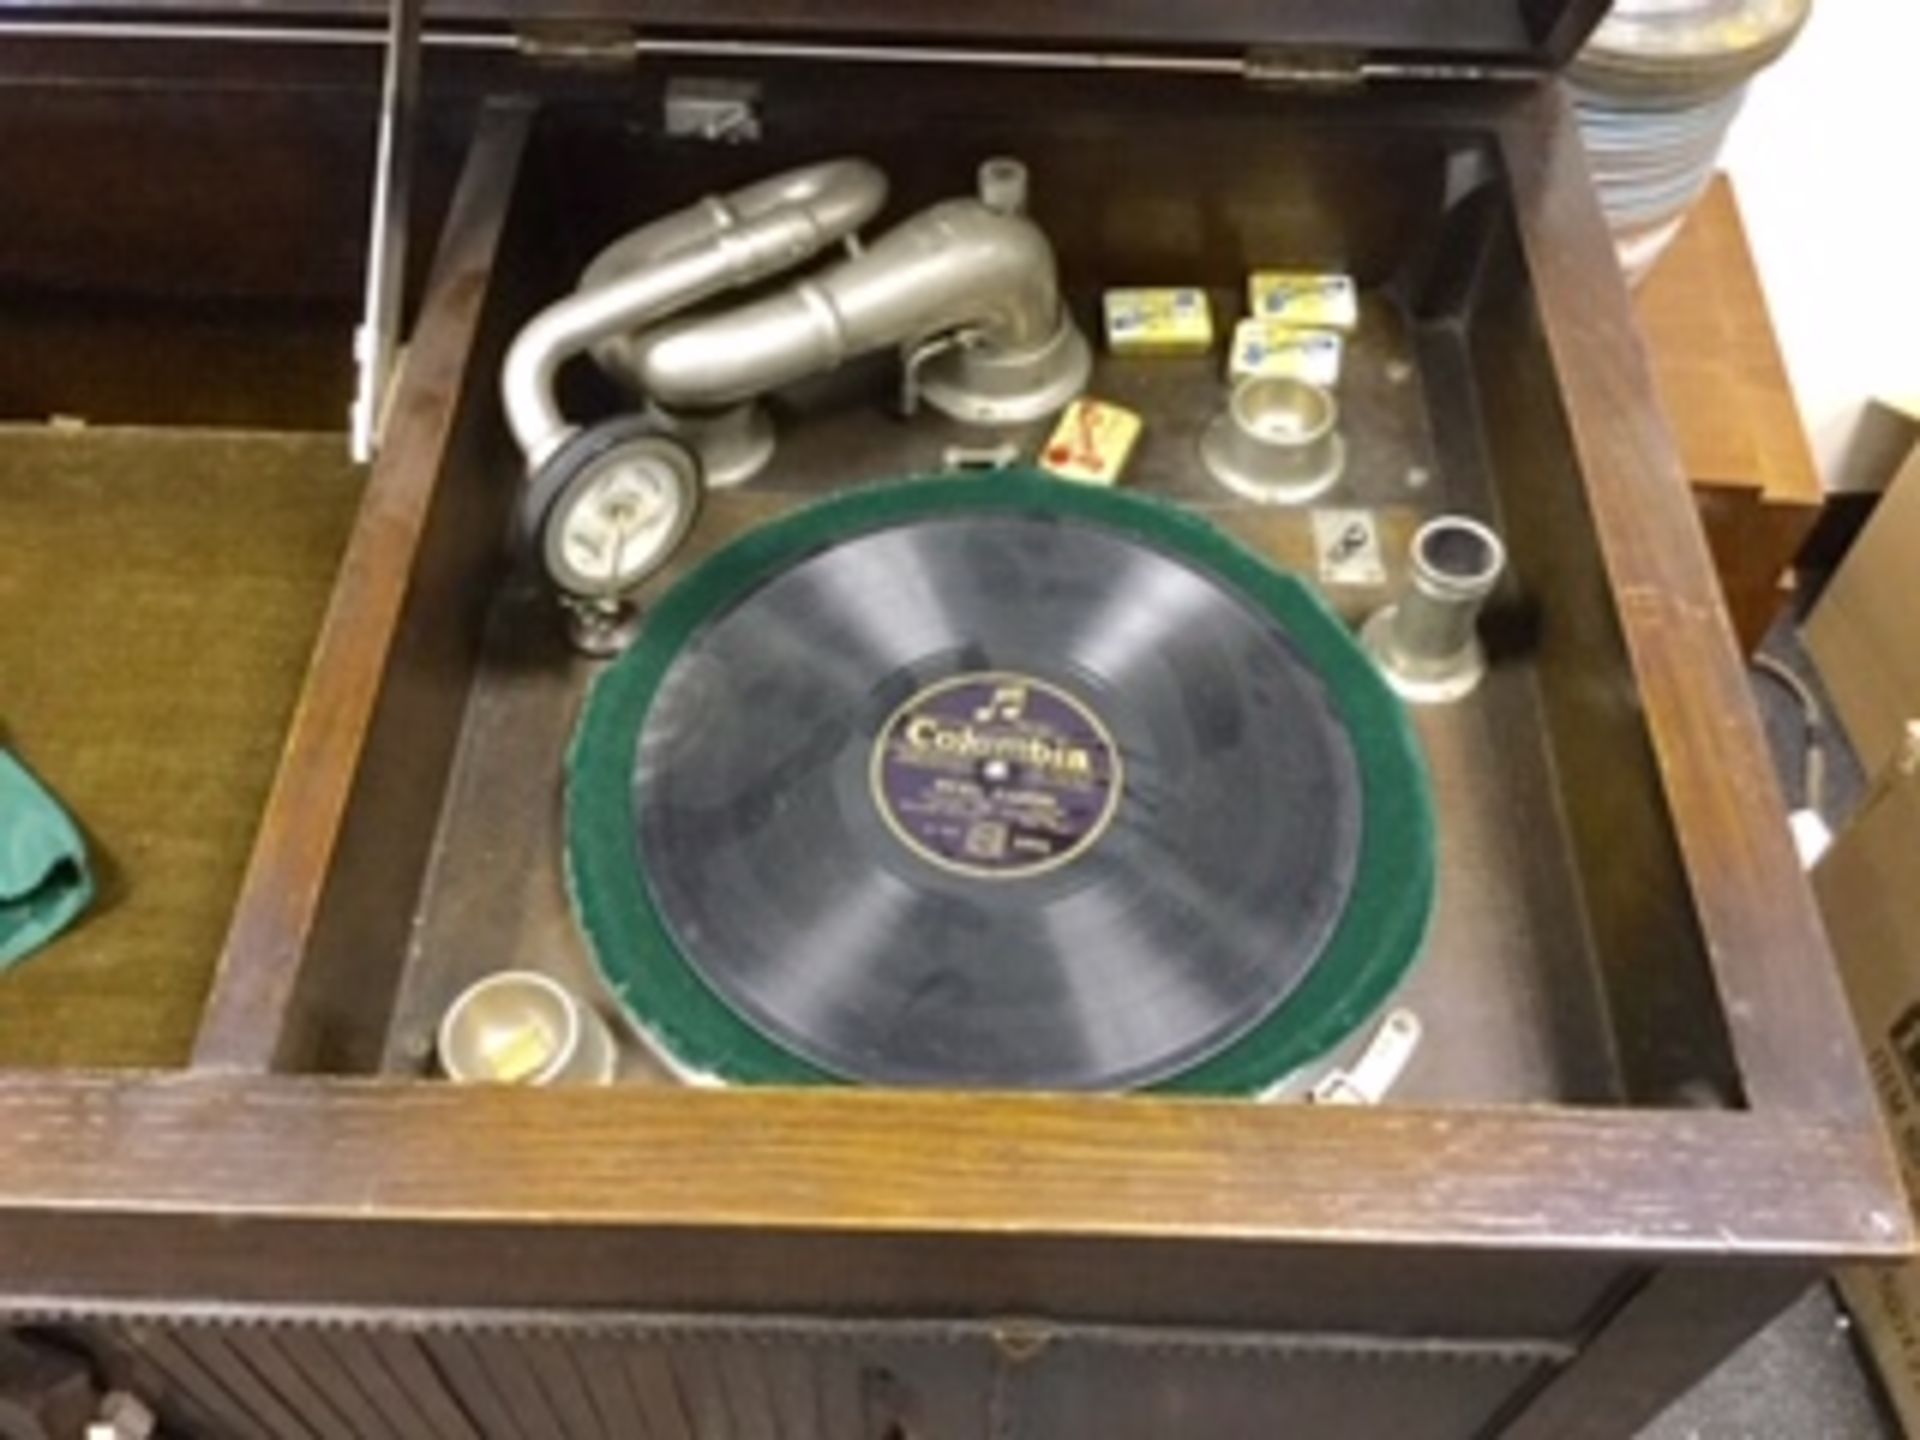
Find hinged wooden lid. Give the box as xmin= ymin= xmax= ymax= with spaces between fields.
xmin=6 ymin=0 xmax=1612 ymax=76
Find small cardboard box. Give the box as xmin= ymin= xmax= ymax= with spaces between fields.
xmin=1824 ymin=722 xmax=1920 ymax=1433
xmin=1807 ymin=439 xmax=1920 ymax=775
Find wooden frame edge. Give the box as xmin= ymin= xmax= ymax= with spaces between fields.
xmin=1498 ymin=89 xmax=1888 ymax=1129
xmin=190 ymin=99 xmax=535 ymax=1071
xmin=0 ymin=1077 xmax=1904 ymax=1278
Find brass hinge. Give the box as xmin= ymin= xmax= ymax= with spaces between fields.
xmin=1241 ymin=47 xmax=1368 ymax=91
xmin=513 ymin=21 xmax=639 ymax=68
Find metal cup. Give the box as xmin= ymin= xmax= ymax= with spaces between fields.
xmin=1200 ymin=375 xmax=1346 ymax=504
xmin=1362 ymin=514 xmax=1507 ymax=704
xmin=437 ymin=971 xmax=617 ymax=1086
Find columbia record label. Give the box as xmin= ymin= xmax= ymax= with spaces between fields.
xmin=872 ymin=672 xmax=1123 ymax=879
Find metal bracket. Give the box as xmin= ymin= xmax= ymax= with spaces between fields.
xmin=897 ymin=328 xmax=978 ymax=418
xmin=349 ymin=0 xmax=424 ymax=464
xmin=1241 ymin=46 xmax=1368 ymax=90
xmin=1309 ymin=1009 xmax=1423 ymax=1105
xmin=664 ymin=77 xmax=764 ymax=143
xmin=513 ymin=21 xmax=639 ymax=68
xmin=941 ymin=440 xmax=1021 ymax=473
xmin=1242 ymin=48 xmax=1539 ymax=88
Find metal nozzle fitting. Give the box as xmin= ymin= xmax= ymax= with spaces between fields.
xmin=978 ymin=156 xmax=1030 ymax=215
xmin=1362 ymin=514 xmax=1506 ymax=703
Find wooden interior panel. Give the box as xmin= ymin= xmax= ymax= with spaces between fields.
xmin=0 ymin=88 xmax=371 ymax=304
xmin=1458 ymin=209 xmax=1743 ymax=1108
xmin=192 ymin=103 xmax=535 ymax=1073
xmin=531 ymin=72 xmax=1457 ymax=294
xmin=0 ymin=0 xmax=1610 ymax=65
xmin=1496 ymin=89 xmax=1879 ymax=1123
xmin=0 ymin=86 xmax=368 ymax=430
xmin=0 ymin=77 xmax=469 ymax=431
xmin=346 ymin=85 xmax=1709 ymax=1109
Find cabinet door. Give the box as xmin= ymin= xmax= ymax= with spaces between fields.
xmin=73 ymin=1314 xmax=1563 ymax=1440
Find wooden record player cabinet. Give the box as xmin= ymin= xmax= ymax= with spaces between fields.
xmin=0 ymin=2 xmax=1905 ymax=1436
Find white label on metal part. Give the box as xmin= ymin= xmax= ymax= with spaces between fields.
xmin=1312 ymin=509 xmax=1385 ymax=587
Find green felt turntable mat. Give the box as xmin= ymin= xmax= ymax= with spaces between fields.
xmin=0 ymin=425 xmax=361 ymax=1069
xmin=569 ymin=471 xmax=1435 ymax=1094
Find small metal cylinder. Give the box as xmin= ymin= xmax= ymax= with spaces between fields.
xmin=438 ymin=971 xmax=617 ymax=1085
xmin=1396 ymin=517 xmax=1505 ymax=662
xmin=1363 ymin=515 xmax=1506 ymax=703
xmin=1199 ymin=376 xmax=1346 ymax=505
xmin=978 ymin=156 xmax=1030 ymax=215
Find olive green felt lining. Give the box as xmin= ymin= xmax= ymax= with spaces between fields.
xmin=568 ymin=472 xmax=1435 ymax=1094
xmin=0 ymin=426 xmax=362 ymax=1069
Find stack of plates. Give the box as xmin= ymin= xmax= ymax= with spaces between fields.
xmin=1571 ymin=81 xmax=1752 ymax=280
xmin=1571 ymin=0 xmax=1811 ymax=282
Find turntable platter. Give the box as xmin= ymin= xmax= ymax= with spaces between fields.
xmin=567 ymin=473 xmax=1433 ymax=1092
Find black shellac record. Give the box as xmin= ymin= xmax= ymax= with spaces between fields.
xmin=627 ymin=508 xmax=1365 ymax=1089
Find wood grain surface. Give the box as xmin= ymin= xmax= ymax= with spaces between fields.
xmin=0 ymin=1074 xmax=1901 ymax=1258
xmin=0 ymin=0 xmax=1610 ymax=67
xmin=191 ymin=103 xmax=532 ymax=1072
xmin=1500 ymin=89 xmax=1885 ymax=1127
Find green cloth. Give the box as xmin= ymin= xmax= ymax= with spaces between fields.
xmin=0 ymin=749 xmax=95 ymax=969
